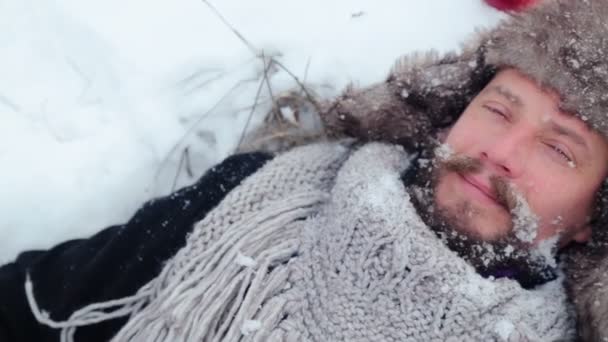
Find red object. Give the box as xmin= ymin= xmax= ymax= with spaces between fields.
xmin=484 ymin=0 xmax=537 ymax=11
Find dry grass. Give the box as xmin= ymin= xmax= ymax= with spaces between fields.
xmin=155 ymin=0 xmax=328 ymax=191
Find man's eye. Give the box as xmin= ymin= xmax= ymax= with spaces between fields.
xmin=483 ymin=104 xmax=507 ymax=119
xmin=546 ymin=143 xmax=574 ymax=164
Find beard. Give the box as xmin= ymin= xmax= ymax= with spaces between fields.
xmin=406 ymin=144 xmax=558 ymax=288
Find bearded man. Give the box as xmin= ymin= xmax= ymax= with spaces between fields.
xmin=2 ymin=0 xmax=608 ymax=341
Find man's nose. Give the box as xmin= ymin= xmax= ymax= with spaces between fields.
xmin=479 ymin=129 xmax=526 ymax=178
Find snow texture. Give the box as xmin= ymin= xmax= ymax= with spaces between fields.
xmin=240 ymin=320 xmax=262 ymax=336
xmin=435 ymin=143 xmax=455 ymax=162
xmin=511 ymin=191 xmax=539 ymax=243
xmin=0 ymin=0 xmax=502 ymax=263
xmin=235 ymin=252 xmax=257 ymax=268
xmin=494 ymin=319 xmax=515 ymax=340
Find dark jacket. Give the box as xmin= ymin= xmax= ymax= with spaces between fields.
xmin=0 ymin=152 xmax=273 ymax=342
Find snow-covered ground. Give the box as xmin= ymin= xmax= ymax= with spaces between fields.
xmin=0 ymin=0 xmax=503 ymax=263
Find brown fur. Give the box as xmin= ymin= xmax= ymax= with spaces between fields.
xmin=565 ymin=242 xmax=608 ymax=342
xmin=320 ymin=51 xmax=495 ymax=151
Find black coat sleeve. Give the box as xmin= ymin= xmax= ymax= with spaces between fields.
xmin=0 ymin=152 xmax=273 ymax=342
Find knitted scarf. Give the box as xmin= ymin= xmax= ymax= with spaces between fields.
xmin=27 ymin=142 xmax=575 ymax=341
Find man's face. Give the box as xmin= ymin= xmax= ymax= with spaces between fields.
xmin=434 ymin=68 xmax=608 ymax=248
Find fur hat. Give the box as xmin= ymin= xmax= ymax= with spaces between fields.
xmin=318 ymin=1 xmax=608 ymax=340
xmin=564 ymin=246 xmax=608 ymax=342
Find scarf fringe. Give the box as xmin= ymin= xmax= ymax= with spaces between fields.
xmin=26 ymin=191 xmax=326 ymax=342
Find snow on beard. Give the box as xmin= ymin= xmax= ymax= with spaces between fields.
xmin=436 ymin=144 xmax=539 ymax=243
xmin=409 ymin=144 xmax=559 ymax=286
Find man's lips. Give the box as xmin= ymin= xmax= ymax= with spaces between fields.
xmin=459 ymin=174 xmax=500 ymax=205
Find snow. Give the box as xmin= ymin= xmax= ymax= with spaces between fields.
xmin=531 ymin=235 xmax=559 ymax=269
xmin=455 ymin=272 xmax=497 ymax=307
xmin=366 ymin=173 xmax=404 ymax=209
xmin=1 ymin=0 xmax=503 ymax=263
xmin=511 ymin=192 xmax=539 ymax=243
xmin=435 ymin=143 xmax=455 ymax=162
xmin=494 ymin=319 xmax=515 ymax=340
xmin=279 ymin=106 xmax=297 ymax=125
xmin=241 ymin=319 xmax=262 ymax=335
xmin=236 ymin=252 xmax=257 ymax=268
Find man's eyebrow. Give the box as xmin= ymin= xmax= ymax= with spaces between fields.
xmin=548 ymin=120 xmax=589 ymax=150
xmin=490 ymin=85 xmax=522 ymax=106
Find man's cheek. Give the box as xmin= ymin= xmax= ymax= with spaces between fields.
xmin=524 ymin=186 xmax=567 ymax=226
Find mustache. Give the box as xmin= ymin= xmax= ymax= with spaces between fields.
xmin=439 ymin=155 xmax=518 ymax=211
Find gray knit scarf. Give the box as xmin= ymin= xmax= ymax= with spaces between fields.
xmin=26 ymin=142 xmax=575 ymax=341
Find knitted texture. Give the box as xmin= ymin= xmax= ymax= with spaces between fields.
xmin=27 ymin=142 xmax=574 ymax=341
